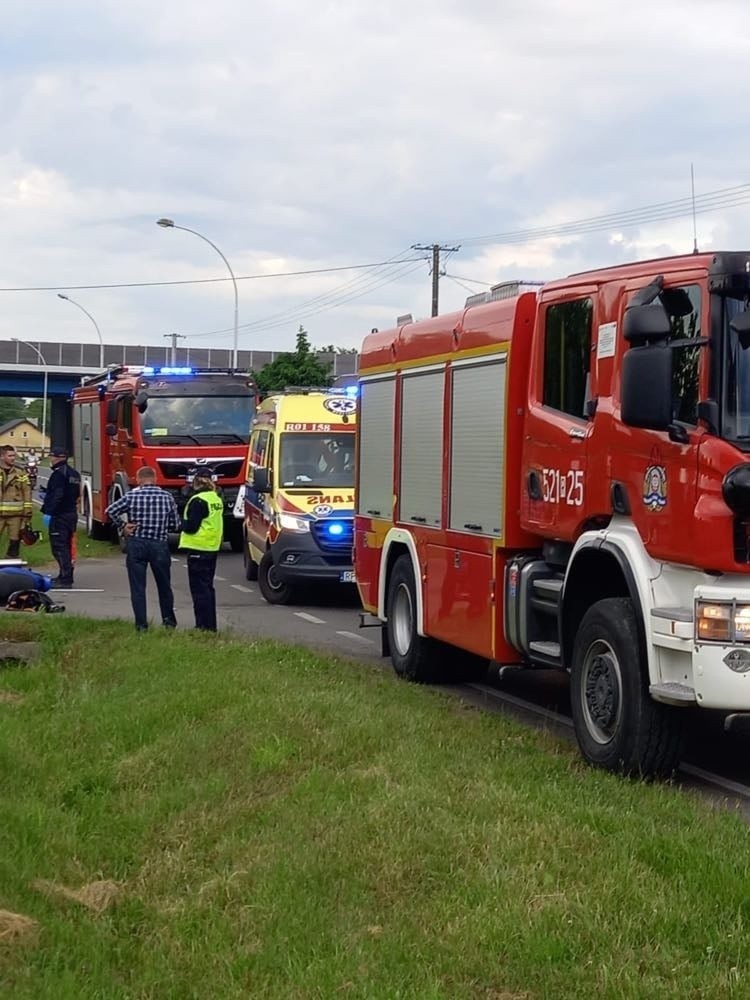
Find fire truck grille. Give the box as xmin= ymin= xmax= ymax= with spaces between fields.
xmin=310 ymin=517 xmax=354 ymax=555
xmin=156 ymin=459 xmax=244 ymax=481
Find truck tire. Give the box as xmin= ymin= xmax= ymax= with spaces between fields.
xmin=258 ymin=550 xmax=295 ymax=605
xmin=83 ymin=492 xmax=109 ymax=541
xmin=243 ymin=532 xmax=258 ymax=581
xmin=386 ymin=554 xmax=442 ymax=683
xmin=570 ymin=597 xmax=684 ymax=779
xmin=226 ymin=519 xmax=244 ymax=553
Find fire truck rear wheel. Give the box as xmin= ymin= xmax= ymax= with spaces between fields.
xmin=386 ymin=554 xmax=442 ymax=683
xmin=570 ymin=597 xmax=684 ymax=779
xmin=258 ymin=550 xmax=295 ymax=605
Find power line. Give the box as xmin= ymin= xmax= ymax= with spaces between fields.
xmin=411 ymin=243 xmax=460 ymax=316
xmin=444 ymin=274 xmax=479 ymax=295
xmin=444 ymin=273 xmax=492 ymax=287
xmin=451 ymin=183 xmax=750 ymax=247
xmin=0 ymin=257 xmax=427 ymax=293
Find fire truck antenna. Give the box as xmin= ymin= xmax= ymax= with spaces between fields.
xmin=691 ymin=163 xmax=699 ymax=254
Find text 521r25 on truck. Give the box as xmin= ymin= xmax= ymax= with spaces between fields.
xmin=354 ymin=251 xmax=750 ymax=778
xmin=71 ymin=365 xmax=256 ymax=551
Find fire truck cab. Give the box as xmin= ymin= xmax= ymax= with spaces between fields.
xmin=71 ymin=365 xmax=256 ymax=550
xmin=242 ymin=387 xmax=357 ymax=604
xmin=354 ymin=253 xmax=750 ymax=777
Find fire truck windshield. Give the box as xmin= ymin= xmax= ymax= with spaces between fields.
xmin=279 ymin=433 xmax=355 ymax=488
xmin=140 ymin=395 xmax=253 ymax=444
xmin=718 ymin=296 xmax=750 ymax=442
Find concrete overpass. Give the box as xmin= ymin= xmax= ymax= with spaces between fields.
xmin=0 ymin=339 xmax=360 ymax=448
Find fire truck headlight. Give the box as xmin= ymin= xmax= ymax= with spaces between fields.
xmin=695 ymin=601 xmax=750 ymax=643
xmin=278 ymin=513 xmax=310 ymax=533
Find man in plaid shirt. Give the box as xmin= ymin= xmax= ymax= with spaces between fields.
xmin=105 ymin=466 xmax=181 ymax=631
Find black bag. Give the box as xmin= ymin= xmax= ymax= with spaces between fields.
xmin=5 ymin=590 xmax=65 ymax=613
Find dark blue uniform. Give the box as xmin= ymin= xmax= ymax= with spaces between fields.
xmin=42 ymin=458 xmax=81 ymax=587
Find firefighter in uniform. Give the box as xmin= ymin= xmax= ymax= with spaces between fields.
xmin=41 ymin=446 xmax=81 ymax=588
xmin=0 ymin=445 xmax=33 ymax=558
xmin=179 ymin=473 xmax=224 ymax=631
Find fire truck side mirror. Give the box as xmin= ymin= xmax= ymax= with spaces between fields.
xmin=105 ymin=423 xmax=117 ymax=438
xmin=621 ymin=344 xmax=673 ymax=431
xmin=623 ymin=304 xmax=671 ymax=345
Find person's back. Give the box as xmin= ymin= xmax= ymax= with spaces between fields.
xmin=105 ymin=466 xmax=179 ymax=631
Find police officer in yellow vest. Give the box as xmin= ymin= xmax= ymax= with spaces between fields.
xmin=179 ymin=473 xmax=224 ymax=631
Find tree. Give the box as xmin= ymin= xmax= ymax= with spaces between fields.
xmin=25 ymin=398 xmax=50 ymax=436
xmin=0 ymin=397 xmax=27 ymax=426
xmin=255 ymin=327 xmax=332 ymax=393
xmin=316 ymin=344 xmax=358 ymax=355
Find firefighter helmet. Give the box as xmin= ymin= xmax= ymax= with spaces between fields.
xmin=20 ymin=526 xmax=40 ymax=546
xmin=5 ymin=589 xmax=65 ymax=613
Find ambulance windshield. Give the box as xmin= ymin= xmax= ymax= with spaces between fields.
xmin=280 ymin=432 xmax=355 ymax=488
xmin=140 ymin=396 xmax=254 ymax=444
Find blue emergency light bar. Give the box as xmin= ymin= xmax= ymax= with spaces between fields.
xmin=326 ymin=522 xmax=345 ymax=537
xmin=142 ymin=366 xmax=194 ymax=376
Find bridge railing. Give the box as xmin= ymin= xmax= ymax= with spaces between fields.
xmin=0 ymin=341 xmax=359 ymax=376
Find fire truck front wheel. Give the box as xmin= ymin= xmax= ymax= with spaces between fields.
xmin=570 ymin=597 xmax=684 ymax=779
xmin=386 ymin=554 xmax=442 ymax=684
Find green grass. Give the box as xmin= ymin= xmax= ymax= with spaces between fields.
xmin=1 ymin=618 xmax=750 ymax=998
xmin=8 ymin=509 xmax=115 ymax=570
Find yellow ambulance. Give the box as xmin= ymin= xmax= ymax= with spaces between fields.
xmin=241 ymin=387 xmax=357 ymax=604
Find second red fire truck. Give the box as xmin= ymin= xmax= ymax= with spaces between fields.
xmin=71 ymin=365 xmax=256 ymax=550
xmin=354 ymin=252 xmax=750 ymax=778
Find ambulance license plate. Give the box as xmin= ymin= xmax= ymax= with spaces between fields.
xmin=340 ymin=570 xmax=356 ymax=584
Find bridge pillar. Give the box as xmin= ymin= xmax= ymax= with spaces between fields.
xmin=49 ymin=396 xmax=72 ymax=454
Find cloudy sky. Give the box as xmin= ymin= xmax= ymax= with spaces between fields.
xmin=2 ymin=0 xmax=749 ymax=358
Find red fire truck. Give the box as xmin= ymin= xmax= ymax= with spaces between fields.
xmin=354 ymin=252 xmax=750 ymax=777
xmin=71 ymin=365 xmax=256 ymax=550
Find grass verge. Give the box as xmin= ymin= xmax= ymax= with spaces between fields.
xmin=0 ymin=618 xmax=749 ymax=999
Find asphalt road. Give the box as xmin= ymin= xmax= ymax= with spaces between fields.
xmin=52 ymin=549 xmax=383 ymax=664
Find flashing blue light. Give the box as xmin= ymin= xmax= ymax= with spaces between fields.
xmin=142 ymin=366 xmax=156 ymax=375
xmin=344 ymin=385 xmax=359 ymax=397
xmin=159 ymin=366 xmax=193 ymax=376
xmin=326 ymin=521 xmax=345 ymax=537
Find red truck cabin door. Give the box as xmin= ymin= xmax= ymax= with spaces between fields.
xmin=522 ymin=291 xmax=597 ymax=539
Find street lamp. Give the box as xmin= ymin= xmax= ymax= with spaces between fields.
xmin=57 ymin=293 xmax=104 ymax=369
xmin=12 ymin=339 xmax=48 ymax=456
xmin=156 ymin=217 xmax=239 ymax=369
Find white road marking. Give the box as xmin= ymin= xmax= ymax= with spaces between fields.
xmin=49 ymin=588 xmax=105 ymax=593
xmin=231 ymin=584 xmax=254 ymax=593
xmin=336 ymin=630 xmax=374 ymax=645
xmin=295 ymin=612 xmax=325 ymax=624
xmin=214 ymin=575 xmax=226 ymax=581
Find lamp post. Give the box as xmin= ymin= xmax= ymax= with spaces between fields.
xmin=12 ymin=339 xmax=48 ymax=456
xmin=156 ymin=218 xmax=239 ymax=369
xmin=57 ymin=293 xmax=104 ymax=369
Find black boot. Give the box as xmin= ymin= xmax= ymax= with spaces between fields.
xmin=6 ymin=540 xmax=20 ymax=558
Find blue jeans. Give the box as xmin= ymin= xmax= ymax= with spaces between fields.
xmin=125 ymin=537 xmax=176 ymax=630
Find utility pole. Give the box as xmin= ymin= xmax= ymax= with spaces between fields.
xmin=163 ymin=332 xmax=186 ymax=365
xmin=411 ymin=243 xmax=460 ymax=316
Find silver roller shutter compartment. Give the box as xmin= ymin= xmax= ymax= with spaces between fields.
xmin=357 ymin=377 xmax=396 ymax=520
xmin=400 ymin=370 xmax=444 ymax=527
xmin=449 ymin=358 xmax=506 ymax=537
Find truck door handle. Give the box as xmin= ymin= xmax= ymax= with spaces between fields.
xmin=568 ymin=427 xmax=586 ymax=440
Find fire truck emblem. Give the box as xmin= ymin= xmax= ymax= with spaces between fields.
xmin=642 ymin=465 xmax=667 ymax=511
xmin=323 ymin=396 xmax=357 ymax=416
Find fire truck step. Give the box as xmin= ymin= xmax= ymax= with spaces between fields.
xmin=649 ymin=682 xmax=697 ymax=705
xmin=532 ymin=577 xmax=563 ymax=597
xmin=528 ymin=640 xmax=561 ymax=660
